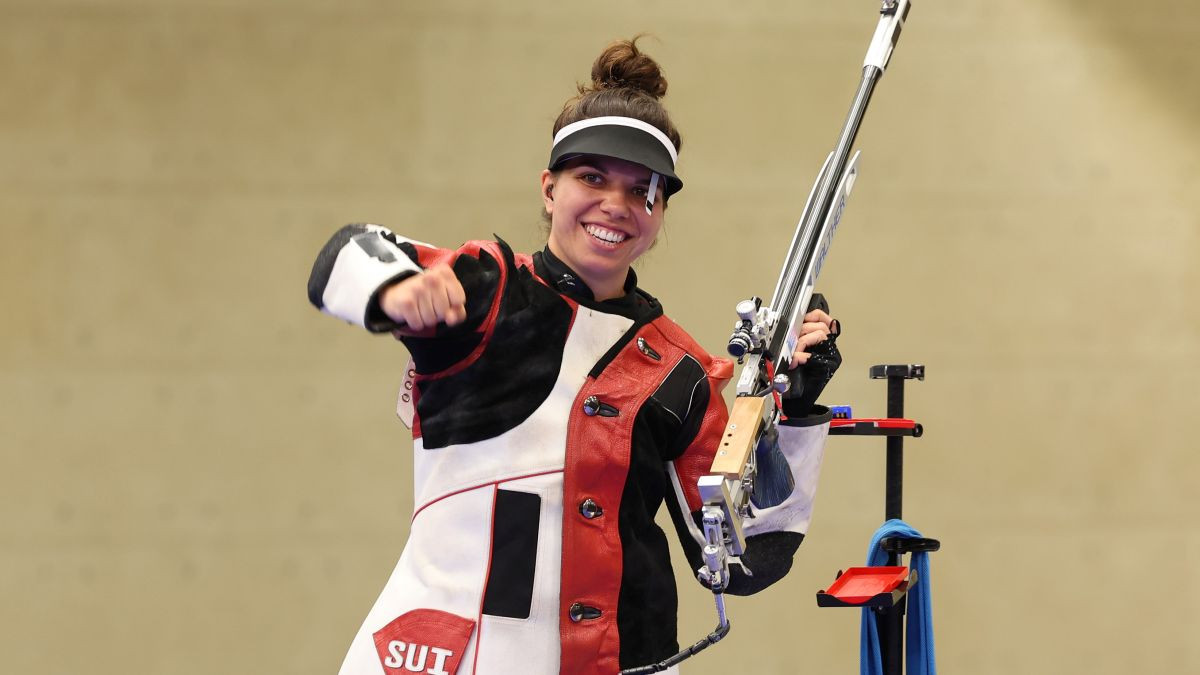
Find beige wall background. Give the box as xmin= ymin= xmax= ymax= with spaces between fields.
xmin=3 ymin=0 xmax=1197 ymax=672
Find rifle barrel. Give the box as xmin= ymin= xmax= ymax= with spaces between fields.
xmin=767 ymin=65 xmax=883 ymax=363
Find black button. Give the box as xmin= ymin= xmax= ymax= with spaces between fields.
xmin=557 ymin=274 xmax=579 ymax=292
xmin=579 ymin=498 xmax=603 ymax=519
xmin=569 ymin=602 xmax=602 ymax=622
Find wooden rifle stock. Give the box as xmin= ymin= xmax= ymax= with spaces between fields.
xmin=709 ymin=396 xmax=769 ymax=478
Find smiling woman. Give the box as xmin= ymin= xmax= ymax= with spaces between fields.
xmin=535 ymin=41 xmax=684 ymax=301
xmin=306 ymin=36 xmax=842 ymax=675
xmin=542 ymin=155 xmax=665 ymax=300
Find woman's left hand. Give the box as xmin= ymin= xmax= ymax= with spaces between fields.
xmin=791 ymin=308 xmax=838 ymax=365
xmin=780 ymin=304 xmax=842 ymax=417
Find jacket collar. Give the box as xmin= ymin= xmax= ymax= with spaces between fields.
xmin=532 ymin=246 xmax=660 ymax=321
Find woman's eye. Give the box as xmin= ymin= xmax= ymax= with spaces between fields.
xmin=580 ymin=173 xmax=603 ymax=185
xmin=632 ymin=187 xmax=648 ymax=197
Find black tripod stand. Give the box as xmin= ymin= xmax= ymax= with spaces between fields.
xmin=816 ymin=364 xmax=940 ymax=674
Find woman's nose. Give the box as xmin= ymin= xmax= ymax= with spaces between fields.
xmin=599 ymin=187 xmax=631 ymax=218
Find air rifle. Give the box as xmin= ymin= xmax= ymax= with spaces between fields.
xmin=618 ymin=5 xmax=913 ymax=674
xmin=696 ymin=0 xmax=912 ymax=631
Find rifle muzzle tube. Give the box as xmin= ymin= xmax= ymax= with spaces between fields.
xmin=767 ymin=0 xmax=911 ymax=363
xmin=767 ymin=69 xmax=878 ymax=364
xmin=866 ymin=0 xmax=911 ymax=72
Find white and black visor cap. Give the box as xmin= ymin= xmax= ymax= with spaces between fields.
xmin=548 ymin=116 xmax=683 ymax=199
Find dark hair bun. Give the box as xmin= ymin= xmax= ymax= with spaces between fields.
xmin=587 ymin=37 xmax=668 ymax=99
xmin=551 ymin=35 xmax=681 ymax=157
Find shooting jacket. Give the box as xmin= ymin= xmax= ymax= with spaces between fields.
xmin=307 ymin=225 xmax=832 ymax=675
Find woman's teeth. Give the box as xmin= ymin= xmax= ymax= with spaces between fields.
xmin=584 ymin=224 xmax=627 ymax=244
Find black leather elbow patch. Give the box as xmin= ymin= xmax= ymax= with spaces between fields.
xmin=724 ymin=531 xmax=805 ymax=596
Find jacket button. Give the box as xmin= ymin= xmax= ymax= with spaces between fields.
xmin=581 ymin=396 xmax=619 ymax=417
xmin=579 ymin=498 xmax=603 ymax=519
xmin=569 ymin=602 xmax=602 ymax=622
xmin=557 ymin=274 xmax=579 ymax=292
xmin=636 ymin=337 xmax=661 ymax=361
xmin=582 ymin=395 xmax=600 ymax=416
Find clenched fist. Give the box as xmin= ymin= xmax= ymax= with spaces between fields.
xmin=379 ymin=264 xmax=467 ymax=331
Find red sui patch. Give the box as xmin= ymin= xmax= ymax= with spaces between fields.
xmin=372 ymin=609 xmax=476 ymax=675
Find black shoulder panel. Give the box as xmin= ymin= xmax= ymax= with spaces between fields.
xmin=401 ymin=249 xmax=502 ymax=375
xmin=651 ymin=356 xmax=704 ymax=422
xmin=412 ymin=247 xmax=572 ymax=449
xmin=651 ymin=355 xmax=709 ymax=461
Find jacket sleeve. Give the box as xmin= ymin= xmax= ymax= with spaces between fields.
xmin=307 ymin=224 xmax=508 ymax=371
xmin=741 ymin=407 xmax=831 ymax=537
xmin=307 ymin=223 xmax=430 ymax=332
xmin=662 ymin=355 xmax=832 ymax=596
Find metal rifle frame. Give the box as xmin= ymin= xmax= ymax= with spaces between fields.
xmin=651 ymin=2 xmax=914 ymax=671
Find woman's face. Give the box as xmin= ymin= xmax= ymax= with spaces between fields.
xmin=541 ymin=155 xmax=665 ymax=301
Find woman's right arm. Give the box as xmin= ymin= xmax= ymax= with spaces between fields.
xmin=307 ymin=223 xmax=504 ymax=339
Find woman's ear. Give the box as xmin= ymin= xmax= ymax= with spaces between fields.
xmin=540 ymin=169 xmax=555 ymax=214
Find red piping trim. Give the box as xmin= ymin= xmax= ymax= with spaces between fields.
xmin=765 ymin=358 xmax=785 ymax=420
xmin=830 ymin=417 xmax=917 ymax=429
xmin=470 ymin=484 xmax=498 ymax=675
xmin=410 ymin=468 xmax=565 ymax=523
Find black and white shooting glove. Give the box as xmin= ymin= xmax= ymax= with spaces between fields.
xmin=781 ymin=293 xmax=843 ymax=419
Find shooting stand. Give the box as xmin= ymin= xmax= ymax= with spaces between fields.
xmin=815 ymin=364 xmax=939 ymax=675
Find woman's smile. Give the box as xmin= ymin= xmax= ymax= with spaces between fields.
xmin=583 ymin=222 xmax=629 ymax=246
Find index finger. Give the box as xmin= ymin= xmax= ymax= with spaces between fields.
xmin=444 ymin=272 xmax=466 ymax=310
xmin=803 ymin=308 xmax=833 ymax=328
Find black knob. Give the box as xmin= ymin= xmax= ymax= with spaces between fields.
xmin=727 ymin=329 xmax=752 ymax=357
xmin=579 ymin=499 xmax=603 ymax=519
